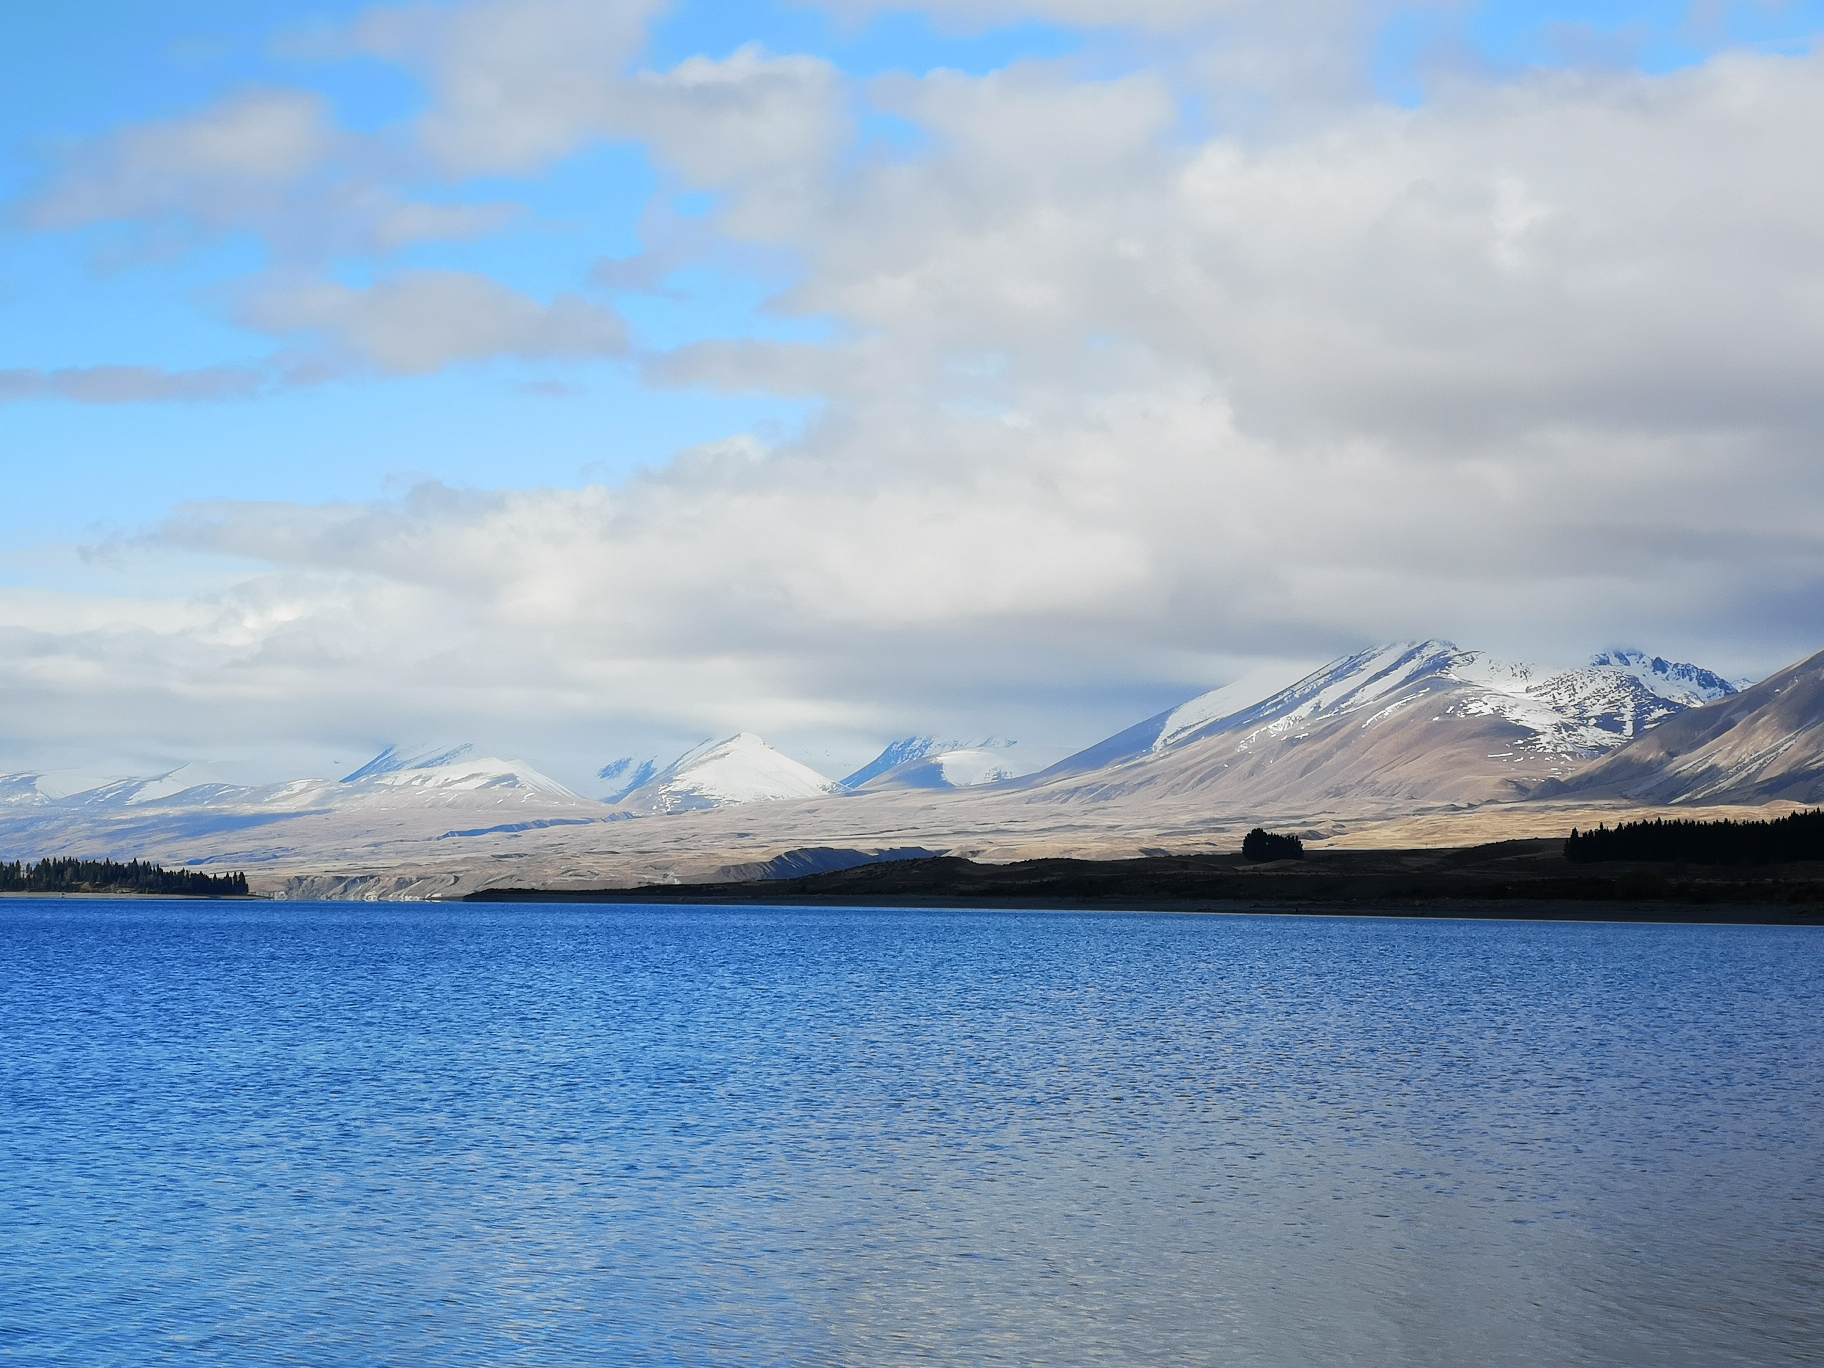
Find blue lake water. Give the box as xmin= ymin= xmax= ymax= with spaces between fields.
xmin=1 ymin=901 xmax=1819 ymax=1366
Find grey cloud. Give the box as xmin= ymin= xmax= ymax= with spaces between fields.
xmin=812 ymin=0 xmax=1255 ymax=33
xmin=24 ymin=89 xmax=335 ymax=230
xmin=690 ymin=51 xmax=1824 ymax=455
xmin=20 ymin=87 xmax=520 ymax=260
xmin=368 ymin=199 xmax=520 ymax=249
xmin=0 ymin=365 xmax=266 ymax=405
xmin=628 ymin=47 xmax=847 ymax=208
xmin=349 ymin=0 xmax=848 ymax=197
xmin=348 ymin=0 xmax=665 ymax=174
xmin=238 ymin=270 xmax=628 ymax=374
xmin=642 ymin=339 xmax=850 ymax=395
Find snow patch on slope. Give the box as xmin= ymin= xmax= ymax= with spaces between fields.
xmin=1589 ymin=650 xmax=1739 ymax=707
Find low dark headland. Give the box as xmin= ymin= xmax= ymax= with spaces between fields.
xmin=468 ymin=838 xmax=1824 ymax=924
xmin=0 ymin=858 xmax=249 ymax=898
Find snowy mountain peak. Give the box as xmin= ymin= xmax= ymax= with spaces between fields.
xmin=1187 ymin=642 xmax=1740 ymax=756
xmin=841 ymin=736 xmax=1015 ymax=789
xmin=341 ymin=744 xmax=575 ymax=797
xmin=341 ymin=743 xmax=474 ymax=784
xmin=615 ymin=733 xmax=839 ymax=815
xmin=1587 ymin=650 xmax=1738 ymax=706
xmin=1040 ymin=638 xmax=1744 ymax=782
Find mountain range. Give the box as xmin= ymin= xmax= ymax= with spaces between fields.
xmin=584 ymin=641 xmax=1743 ymax=812
xmin=1 ymin=638 xmax=1816 ymax=897
xmin=1009 ymin=641 xmax=1743 ymax=813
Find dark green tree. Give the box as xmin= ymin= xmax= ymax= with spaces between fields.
xmin=1242 ymin=828 xmax=1305 ymax=862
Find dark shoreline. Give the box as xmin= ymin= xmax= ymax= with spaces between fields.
xmin=465 ymin=841 xmax=1824 ymax=925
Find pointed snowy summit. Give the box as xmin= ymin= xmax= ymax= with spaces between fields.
xmin=615 ymin=734 xmax=839 ymax=815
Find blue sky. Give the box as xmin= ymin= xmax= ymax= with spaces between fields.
xmin=3 ymin=0 xmax=1823 ymax=783
xmin=1 ymin=2 xmax=1109 ymax=541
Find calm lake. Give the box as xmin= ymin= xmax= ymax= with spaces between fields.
xmin=2 ymin=901 xmax=1819 ymax=1366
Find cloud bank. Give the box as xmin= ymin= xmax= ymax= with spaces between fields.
xmin=5 ymin=1 xmax=1824 ymax=780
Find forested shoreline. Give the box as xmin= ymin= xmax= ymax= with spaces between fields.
xmin=1566 ymin=810 xmax=1824 ymax=865
xmin=0 ymin=858 xmax=248 ymax=897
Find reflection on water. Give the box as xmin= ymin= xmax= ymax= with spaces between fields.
xmin=1 ymin=903 xmax=1819 ymax=1365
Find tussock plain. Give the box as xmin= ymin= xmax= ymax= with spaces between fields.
xmin=249 ymin=791 xmax=1817 ymax=901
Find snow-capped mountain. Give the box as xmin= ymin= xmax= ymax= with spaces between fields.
xmin=598 ymin=756 xmax=660 ymax=802
xmin=333 ymin=743 xmax=575 ymax=796
xmin=856 ymin=748 xmax=1024 ymax=792
xmin=614 ymin=734 xmax=840 ymax=815
xmin=843 ymin=736 xmax=1027 ymax=791
xmin=0 ymin=741 xmax=607 ymax=880
xmin=1041 ymin=641 xmax=1736 ymax=783
xmin=339 ymin=744 xmax=577 ymax=797
xmin=1543 ymin=647 xmax=1824 ymax=805
xmin=0 ymin=746 xmax=577 ymax=825
xmin=1019 ymin=640 xmax=1742 ymax=814
xmin=1588 ymin=650 xmax=1741 ymax=705
xmin=341 ymin=743 xmax=476 ymax=783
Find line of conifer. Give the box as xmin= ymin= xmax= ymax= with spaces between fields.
xmin=0 ymin=858 xmax=249 ymax=896
xmin=1565 ymin=809 xmax=1824 ymax=865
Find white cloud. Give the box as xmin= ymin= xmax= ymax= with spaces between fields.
xmin=238 ymin=270 xmax=627 ymax=374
